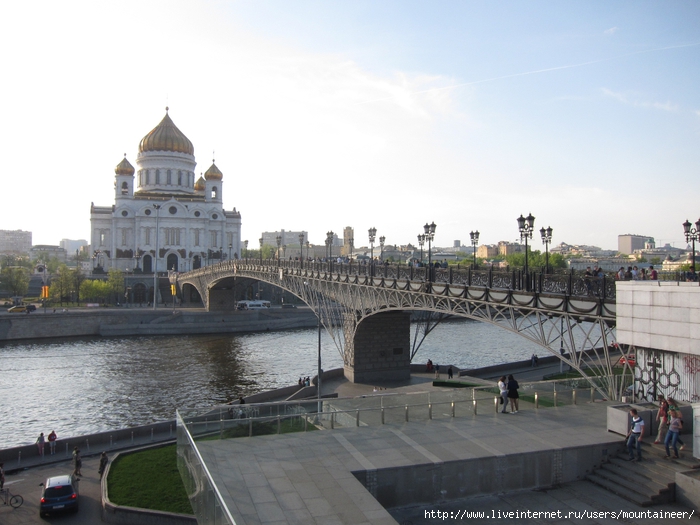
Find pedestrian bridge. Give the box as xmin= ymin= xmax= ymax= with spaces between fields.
xmin=178 ymin=260 xmax=625 ymax=399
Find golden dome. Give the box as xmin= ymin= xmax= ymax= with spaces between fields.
xmin=194 ymin=176 xmax=206 ymax=191
xmin=115 ymin=155 xmax=135 ymax=176
xmin=138 ymin=108 xmax=194 ymax=155
xmin=204 ymin=160 xmax=223 ymax=180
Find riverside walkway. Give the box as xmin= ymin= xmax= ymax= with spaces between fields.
xmin=187 ymin=368 xmax=697 ymax=525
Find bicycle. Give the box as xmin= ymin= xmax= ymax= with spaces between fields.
xmin=1 ymin=487 xmax=23 ymax=508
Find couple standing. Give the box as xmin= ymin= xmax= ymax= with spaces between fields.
xmin=498 ymin=375 xmax=519 ymax=413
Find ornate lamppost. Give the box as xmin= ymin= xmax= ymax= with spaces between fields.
xmin=417 ymin=234 xmax=425 ymax=264
xmin=276 ymin=236 xmax=282 ymax=266
xmin=424 ymin=222 xmax=436 ymax=280
xmin=470 ymin=230 xmax=479 ymax=269
xmin=228 ymin=243 xmax=232 ymax=260
xmin=379 ymin=235 xmax=385 ymax=261
xmin=540 ymin=226 xmax=553 ymax=274
xmin=368 ymin=227 xmax=377 ymax=275
xmin=517 ymin=213 xmax=535 ymax=291
xmin=152 ymin=204 xmax=161 ymax=309
xmin=349 ymin=236 xmax=354 ymax=261
xmin=298 ymin=233 xmax=305 ymax=268
xmin=683 ymin=218 xmax=700 ymax=272
xmin=259 ymin=237 xmax=263 ymax=265
xmin=326 ymin=231 xmax=334 ymax=260
xmin=243 ymin=240 xmax=248 ymax=259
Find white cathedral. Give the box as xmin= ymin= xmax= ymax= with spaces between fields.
xmin=90 ymin=109 xmax=242 ymax=275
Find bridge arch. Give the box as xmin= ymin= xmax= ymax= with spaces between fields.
xmin=177 ymin=260 xmax=623 ymax=398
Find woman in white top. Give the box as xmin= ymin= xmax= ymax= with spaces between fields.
xmin=498 ymin=376 xmax=509 ymax=413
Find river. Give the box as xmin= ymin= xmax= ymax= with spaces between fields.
xmin=0 ymin=319 xmax=541 ymax=448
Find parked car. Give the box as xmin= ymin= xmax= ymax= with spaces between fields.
xmin=7 ymin=305 xmax=27 ymax=313
xmin=39 ymin=474 xmax=80 ymax=516
xmin=26 ymin=304 xmax=37 ymax=312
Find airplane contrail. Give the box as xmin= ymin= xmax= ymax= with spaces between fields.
xmin=356 ymin=41 xmax=700 ymax=105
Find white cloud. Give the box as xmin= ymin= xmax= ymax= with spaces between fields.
xmin=604 ymin=27 xmax=619 ymax=35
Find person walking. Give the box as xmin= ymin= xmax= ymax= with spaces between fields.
xmin=434 ymin=363 xmax=440 ymax=379
xmin=654 ymin=395 xmax=669 ymax=444
xmin=626 ymin=408 xmax=644 ymax=461
xmin=447 ymin=366 xmax=453 ymax=379
xmin=507 ymin=374 xmax=520 ymax=413
xmin=72 ymin=447 xmax=82 ymax=477
xmin=498 ymin=376 xmax=509 ymax=413
xmin=98 ymin=452 xmax=109 ymax=480
xmin=665 ymin=410 xmax=683 ymax=459
xmin=48 ymin=430 xmax=57 ymax=455
xmin=36 ymin=432 xmax=45 ymax=458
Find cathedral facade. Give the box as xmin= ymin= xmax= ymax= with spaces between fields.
xmin=90 ymin=109 xmax=242 ymax=275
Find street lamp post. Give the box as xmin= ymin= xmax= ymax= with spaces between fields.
xmin=417 ymin=234 xmax=425 ymax=264
xmin=517 ymin=213 xmax=535 ymax=291
xmin=228 ymin=244 xmax=232 ymax=260
xmin=368 ymin=227 xmax=376 ymax=275
xmin=379 ymin=235 xmax=385 ymax=261
xmin=683 ymin=219 xmax=700 ymax=272
xmin=326 ymin=231 xmax=334 ymax=260
xmin=152 ymin=204 xmax=161 ymax=309
xmin=540 ymin=226 xmax=553 ymax=274
xmin=349 ymin=236 xmax=354 ymax=261
xmin=259 ymin=237 xmax=264 ymax=265
xmin=243 ymin=240 xmax=248 ymax=259
xmin=298 ymin=233 xmax=305 ymax=268
xmin=470 ymin=230 xmax=480 ymax=269
xmin=276 ymin=235 xmax=282 ymax=266
xmin=424 ymin=222 xmax=436 ymax=281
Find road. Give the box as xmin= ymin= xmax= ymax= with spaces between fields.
xmin=1 ymin=455 xmax=102 ymax=524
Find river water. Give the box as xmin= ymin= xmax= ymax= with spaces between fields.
xmin=0 ymin=320 xmax=540 ymax=448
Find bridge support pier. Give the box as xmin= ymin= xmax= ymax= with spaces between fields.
xmin=345 ymin=311 xmax=411 ymax=383
xmin=208 ymin=288 xmax=238 ymax=311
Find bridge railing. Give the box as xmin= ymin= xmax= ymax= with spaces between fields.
xmin=226 ymin=259 xmax=623 ymax=300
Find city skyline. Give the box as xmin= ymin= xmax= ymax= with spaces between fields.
xmin=2 ymin=1 xmax=699 ymax=251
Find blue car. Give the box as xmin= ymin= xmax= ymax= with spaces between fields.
xmin=39 ymin=474 xmax=79 ymax=516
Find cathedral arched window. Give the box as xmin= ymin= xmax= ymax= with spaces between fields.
xmin=167 ymin=170 xmax=171 ymax=185
xmin=156 ymin=169 xmax=160 ymax=184
xmin=178 ymin=171 xmax=182 ymax=185
xmin=211 ymin=186 xmax=218 ymax=200
xmin=121 ymin=181 xmax=129 ymax=195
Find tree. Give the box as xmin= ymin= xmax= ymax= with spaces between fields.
xmin=107 ymin=269 xmax=125 ymax=304
xmin=0 ymin=266 xmax=30 ymax=296
xmin=50 ymin=264 xmax=75 ymax=306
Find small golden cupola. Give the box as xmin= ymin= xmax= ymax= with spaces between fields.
xmin=115 ymin=155 xmax=135 ymax=176
xmin=138 ymin=107 xmax=194 ymax=155
xmin=204 ymin=159 xmax=223 ymax=181
xmin=194 ymin=175 xmax=206 ymax=191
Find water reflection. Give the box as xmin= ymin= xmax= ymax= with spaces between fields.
xmin=0 ymin=320 xmax=541 ymax=448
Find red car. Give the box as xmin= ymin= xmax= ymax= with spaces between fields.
xmin=618 ymin=355 xmax=636 ymax=367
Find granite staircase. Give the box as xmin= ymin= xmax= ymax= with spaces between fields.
xmin=586 ymin=441 xmax=698 ymax=506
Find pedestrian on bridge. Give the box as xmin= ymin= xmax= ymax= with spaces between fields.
xmin=498 ymin=376 xmax=509 ymax=413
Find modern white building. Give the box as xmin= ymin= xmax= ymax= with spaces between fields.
xmin=90 ymin=109 xmax=242 ymax=274
xmin=616 ymin=281 xmax=700 ymax=402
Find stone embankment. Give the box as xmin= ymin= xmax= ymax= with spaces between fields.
xmin=0 ymin=307 xmax=318 ymax=341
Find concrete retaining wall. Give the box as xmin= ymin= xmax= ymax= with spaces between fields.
xmin=357 ymin=441 xmax=622 ymax=508
xmin=0 ymin=308 xmax=318 ymax=341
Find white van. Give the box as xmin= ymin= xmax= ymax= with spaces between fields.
xmin=237 ymin=300 xmax=271 ymax=310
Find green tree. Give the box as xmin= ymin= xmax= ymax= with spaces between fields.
xmin=50 ymin=264 xmax=75 ymax=306
xmin=80 ymin=279 xmax=112 ymax=303
xmin=107 ymin=269 xmax=125 ymax=304
xmin=0 ymin=266 xmax=30 ymax=296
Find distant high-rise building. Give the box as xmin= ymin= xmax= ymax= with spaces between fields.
xmin=0 ymin=229 xmax=32 ymax=255
xmin=618 ymin=234 xmax=652 ymax=255
xmin=60 ymin=239 xmax=88 ymax=256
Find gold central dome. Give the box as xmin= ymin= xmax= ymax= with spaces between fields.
xmin=138 ymin=108 xmax=194 ymax=155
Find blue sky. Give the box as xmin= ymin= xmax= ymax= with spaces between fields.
xmin=1 ymin=1 xmax=699 ymax=251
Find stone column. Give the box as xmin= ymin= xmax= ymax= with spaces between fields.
xmin=345 ymin=311 xmax=411 ymax=383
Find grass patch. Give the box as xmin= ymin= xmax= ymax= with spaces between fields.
xmin=107 ymin=444 xmax=193 ymax=515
